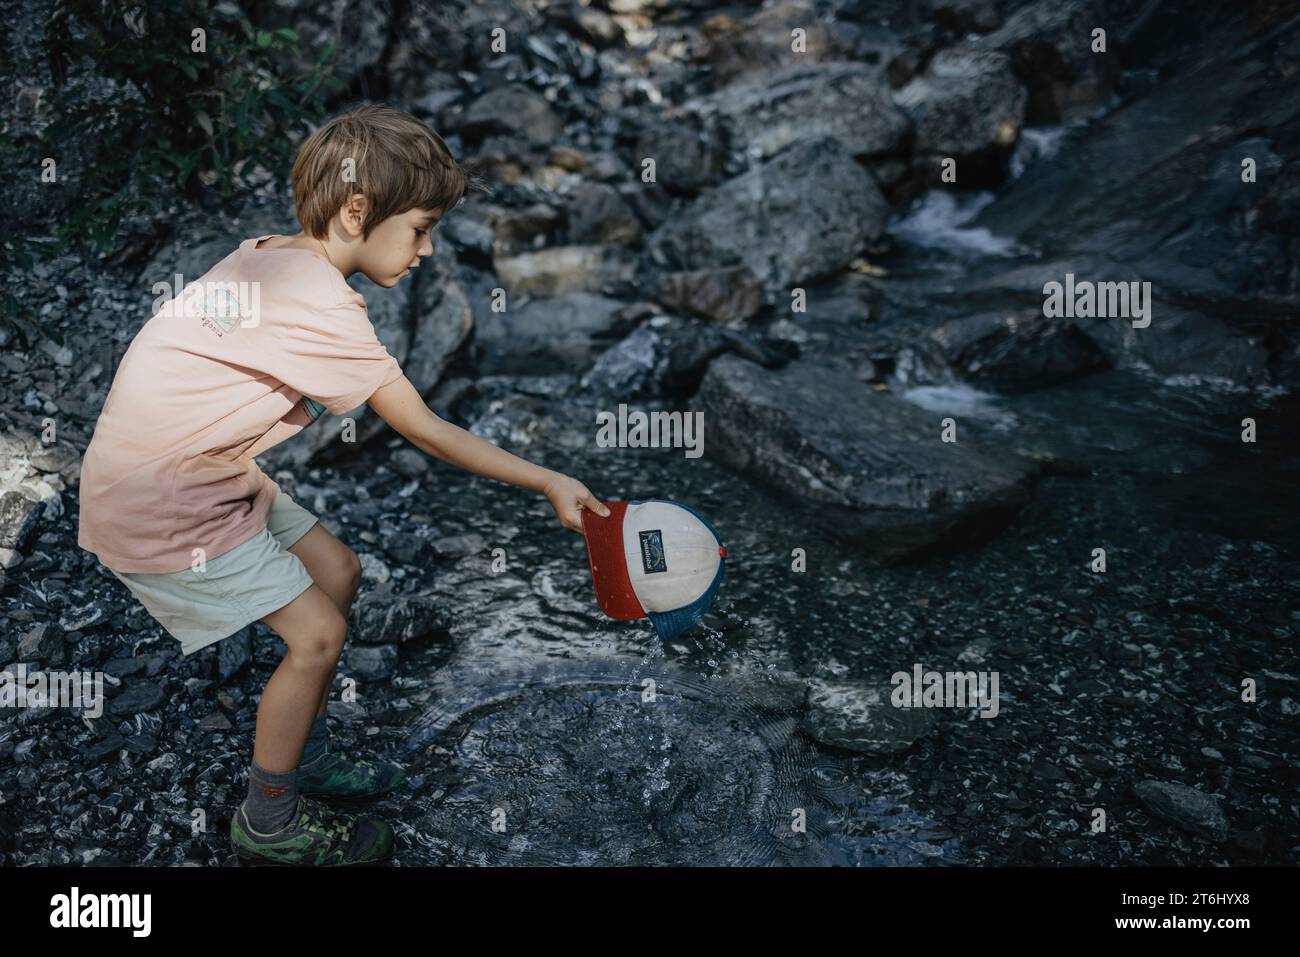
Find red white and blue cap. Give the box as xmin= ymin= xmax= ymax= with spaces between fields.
xmin=581 ymin=499 xmax=727 ymax=642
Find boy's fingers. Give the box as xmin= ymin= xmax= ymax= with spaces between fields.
xmin=583 ymin=493 xmax=611 ymax=517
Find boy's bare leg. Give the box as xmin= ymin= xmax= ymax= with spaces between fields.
xmin=287 ymin=523 xmax=363 ymax=719
xmin=254 ymin=584 xmax=348 ymax=773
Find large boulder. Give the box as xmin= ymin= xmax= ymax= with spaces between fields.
xmin=649 ymin=137 xmax=891 ymax=290
xmin=968 ymin=0 xmax=1119 ymax=124
xmin=893 ymin=46 xmax=1027 ymax=186
xmin=698 ymin=354 xmax=1035 ymax=558
xmin=682 ymin=61 xmax=912 ymax=163
xmin=473 ymin=292 xmax=638 ymax=375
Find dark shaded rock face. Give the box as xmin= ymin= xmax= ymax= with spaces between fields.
xmin=967 ymin=0 xmax=1118 ymax=124
xmin=649 ymin=137 xmax=891 ymax=290
xmin=698 ymin=354 xmax=1035 ymax=559
xmin=931 ymin=310 xmax=1110 ymax=393
xmin=972 ymin=1 xmax=1300 ymax=385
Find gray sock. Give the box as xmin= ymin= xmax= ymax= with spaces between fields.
xmin=300 ymin=713 xmax=329 ymax=767
xmin=243 ymin=759 xmax=300 ymax=836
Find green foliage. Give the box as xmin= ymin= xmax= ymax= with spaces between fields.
xmin=40 ymin=0 xmax=344 ymax=257
xmin=0 ymin=0 xmax=344 ymax=347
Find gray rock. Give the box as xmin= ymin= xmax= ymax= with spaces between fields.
xmin=217 ymin=628 xmax=252 ymax=683
xmin=632 ymin=113 xmax=727 ymax=194
xmin=800 ymin=677 xmax=939 ymax=754
xmin=462 ymin=84 xmax=564 ymax=145
xmin=474 ymin=292 xmax=633 ymax=375
xmin=429 ymin=534 xmax=487 ymax=559
xmin=653 ymin=266 xmax=764 ymax=323
xmin=108 ymin=681 xmax=165 ymax=716
xmin=350 ymin=589 xmax=449 ymax=644
xmin=688 ymin=61 xmax=912 ymax=163
xmin=894 ymin=46 xmax=1027 ymax=183
xmin=649 ymin=137 xmax=890 ymax=290
xmin=344 ymin=643 xmax=399 ymax=681
xmin=969 ymin=0 xmax=1118 ymax=123
xmin=494 ymin=245 xmax=638 ymax=298
xmin=29 ymin=440 xmax=80 ymax=477
xmin=1133 ymin=780 xmax=1229 ymax=841
xmin=701 ymin=0 xmax=837 ymax=85
xmin=18 ymin=622 xmax=63 ymax=661
xmin=578 ymin=317 xmax=726 ymax=400
xmin=0 ymin=490 xmax=41 ymax=551
xmin=564 ymin=183 xmax=642 ymax=246
xmin=698 ymin=354 xmax=1034 ymax=558
xmin=930 ymin=310 xmax=1108 ymax=393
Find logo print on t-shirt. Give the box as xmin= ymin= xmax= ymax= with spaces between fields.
xmin=201 ymin=288 xmax=243 ymax=334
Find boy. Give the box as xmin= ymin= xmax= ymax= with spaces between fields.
xmin=76 ymin=104 xmax=611 ymax=866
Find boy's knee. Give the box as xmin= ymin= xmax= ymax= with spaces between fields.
xmin=293 ymin=610 xmax=348 ymax=666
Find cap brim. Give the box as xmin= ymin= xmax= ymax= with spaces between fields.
xmin=581 ymin=501 xmax=645 ymax=621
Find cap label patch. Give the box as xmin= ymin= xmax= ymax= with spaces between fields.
xmin=639 ymin=529 xmax=667 ymax=574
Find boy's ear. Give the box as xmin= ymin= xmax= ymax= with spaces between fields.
xmin=338 ymin=194 xmax=370 ymax=240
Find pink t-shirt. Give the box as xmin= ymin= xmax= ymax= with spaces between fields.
xmin=77 ymin=235 xmax=404 ymax=573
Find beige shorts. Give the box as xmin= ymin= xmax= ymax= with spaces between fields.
xmin=110 ymin=490 xmax=320 ymax=657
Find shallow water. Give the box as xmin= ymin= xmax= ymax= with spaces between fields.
xmin=328 ymin=175 xmax=1300 ymax=866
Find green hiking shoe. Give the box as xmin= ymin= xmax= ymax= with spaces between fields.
xmin=296 ymin=747 xmax=408 ymax=802
xmin=230 ymin=795 xmax=394 ymax=867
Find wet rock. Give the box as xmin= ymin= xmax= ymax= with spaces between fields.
xmin=653 ymin=266 xmax=764 ymax=323
xmin=957 ymin=257 xmax=1271 ymax=385
xmin=17 ymin=622 xmax=63 ymax=661
xmin=196 ymin=712 xmax=231 ymax=731
xmin=972 ymin=4 xmax=1300 ymax=383
xmin=350 ymin=588 xmax=448 ymax=644
xmin=108 ymin=681 xmax=165 ymax=716
xmin=1133 ymin=780 xmax=1229 ymax=841
xmin=344 ymin=643 xmax=398 ymax=681
xmin=699 ymin=354 xmax=1034 ymax=558
xmin=0 ymin=490 xmax=42 ymax=550
xmin=968 ymin=0 xmax=1118 ymax=123
xmin=474 ymin=292 xmax=635 ymax=375
xmin=649 ymin=137 xmax=890 ymax=290
xmin=894 ymin=46 xmax=1027 ymax=187
xmin=687 ymin=61 xmax=912 ymax=164
xmin=429 ymin=533 xmax=487 ymax=559
xmin=930 ymin=309 xmax=1109 ymax=393
xmin=494 ymin=245 xmax=638 ymax=297
xmin=564 ymin=183 xmax=642 ymax=246
xmin=801 ymin=677 xmax=939 ymax=754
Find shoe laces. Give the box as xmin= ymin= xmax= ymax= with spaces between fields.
xmin=298 ymin=799 xmax=354 ymax=844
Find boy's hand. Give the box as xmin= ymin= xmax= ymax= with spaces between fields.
xmin=544 ymin=473 xmax=611 ymax=533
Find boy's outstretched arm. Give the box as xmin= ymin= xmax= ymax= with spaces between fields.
xmin=367 ymin=374 xmax=611 ymax=533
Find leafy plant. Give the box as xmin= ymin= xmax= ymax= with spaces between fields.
xmin=39 ymin=0 xmax=344 ymax=257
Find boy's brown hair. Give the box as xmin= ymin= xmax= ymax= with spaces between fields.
xmin=292 ymin=103 xmax=487 ymax=240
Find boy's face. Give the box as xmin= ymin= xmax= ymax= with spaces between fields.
xmin=356 ymin=205 xmax=444 ymax=287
